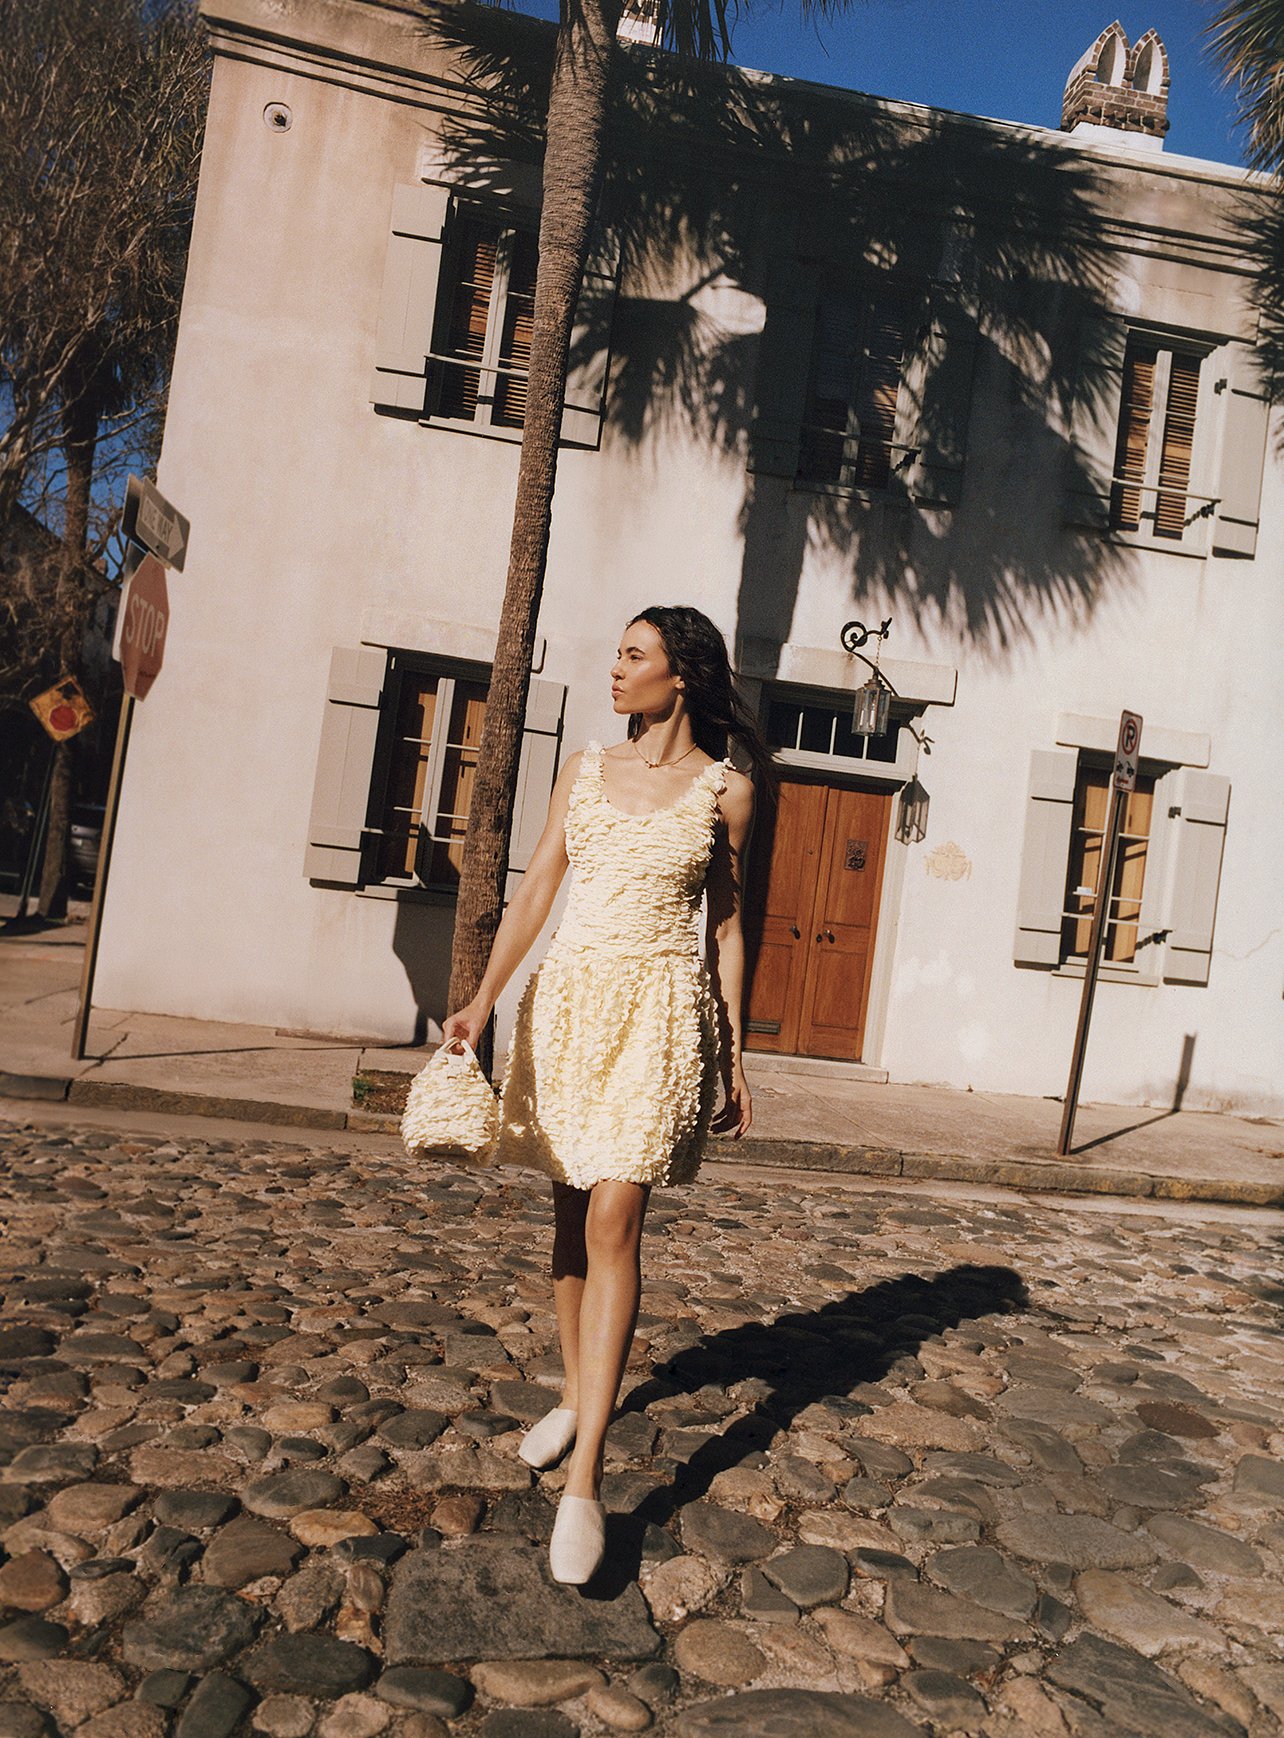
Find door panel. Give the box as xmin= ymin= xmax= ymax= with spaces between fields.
xmin=746 ymin=777 xmax=890 ymax=1061
xmin=799 ymin=787 xmax=890 ymax=1058
xmin=743 ymin=780 xmax=826 ymax=1054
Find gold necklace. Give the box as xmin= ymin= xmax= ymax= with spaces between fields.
xmin=631 ymin=736 xmax=699 ymax=771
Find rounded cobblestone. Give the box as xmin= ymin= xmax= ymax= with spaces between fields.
xmin=0 ymin=1114 xmax=1279 ymax=1738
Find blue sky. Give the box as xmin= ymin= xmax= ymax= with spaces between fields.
xmin=518 ymin=0 xmax=1246 ymax=166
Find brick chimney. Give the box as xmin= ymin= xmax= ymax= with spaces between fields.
xmin=1062 ymin=23 xmax=1170 ymax=153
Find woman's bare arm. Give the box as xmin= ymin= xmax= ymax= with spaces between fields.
xmin=705 ymin=768 xmax=756 ymax=1137
xmin=441 ymin=752 xmax=581 ymax=1050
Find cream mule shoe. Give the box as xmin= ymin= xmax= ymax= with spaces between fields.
xmin=549 ymin=1493 xmax=606 ymax=1585
xmin=518 ymin=1407 xmax=577 ymax=1469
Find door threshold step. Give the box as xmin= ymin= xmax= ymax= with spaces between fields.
xmin=745 ymin=1054 xmax=889 ymax=1084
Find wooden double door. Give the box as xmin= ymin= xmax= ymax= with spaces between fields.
xmin=744 ymin=778 xmax=891 ymax=1061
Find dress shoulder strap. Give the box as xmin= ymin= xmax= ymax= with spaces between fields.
xmin=704 ymin=757 xmax=731 ymax=799
xmin=571 ymin=741 xmax=605 ymax=796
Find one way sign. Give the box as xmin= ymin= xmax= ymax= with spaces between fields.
xmin=123 ymin=475 xmax=190 ymax=572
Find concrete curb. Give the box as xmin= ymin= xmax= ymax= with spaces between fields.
xmin=1 ymin=1074 xmax=1279 ymax=1208
xmin=0 ymin=1071 xmax=72 ymax=1102
xmin=709 ymin=1137 xmax=1282 ymax=1207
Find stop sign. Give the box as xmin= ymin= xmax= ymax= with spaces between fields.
xmin=118 ymin=553 xmax=169 ymax=700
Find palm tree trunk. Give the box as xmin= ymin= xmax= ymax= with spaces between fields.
xmin=447 ymin=0 xmax=622 ymax=1031
xmin=38 ymin=366 xmax=98 ymax=920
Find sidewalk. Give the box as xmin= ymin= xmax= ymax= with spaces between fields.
xmin=2 ymin=920 xmax=1281 ymax=1207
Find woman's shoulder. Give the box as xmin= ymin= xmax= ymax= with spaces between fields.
xmin=717 ymin=764 xmax=755 ymax=819
xmin=552 ymin=746 xmax=593 ymax=788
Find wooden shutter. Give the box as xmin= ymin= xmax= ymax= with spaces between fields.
xmin=562 ymin=225 xmax=621 ymax=449
xmin=1164 ymin=770 xmax=1230 ymax=986
xmin=505 ymin=678 xmax=566 ymax=900
xmin=304 ymin=646 xmax=387 ymax=885
xmin=1110 ymin=343 xmax=1157 ymax=532
xmin=747 ymin=260 xmax=818 ymax=478
xmin=908 ymin=292 xmax=978 ymax=507
xmin=1213 ymin=349 xmax=1271 ymax=558
xmin=1013 ymin=750 xmax=1078 ymax=966
xmin=1133 ymin=765 xmax=1178 ymax=986
xmin=369 ymin=183 xmax=451 ymax=414
xmin=1154 ymin=352 xmax=1201 ymax=539
xmin=1064 ymin=315 xmax=1128 ymax=529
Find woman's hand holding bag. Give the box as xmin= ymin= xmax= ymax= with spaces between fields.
xmin=400 ymin=1039 xmax=499 ymax=1168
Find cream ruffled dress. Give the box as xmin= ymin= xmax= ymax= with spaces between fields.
xmin=496 ymin=742 xmax=728 ymax=1190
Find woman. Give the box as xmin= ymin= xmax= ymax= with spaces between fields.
xmin=442 ymin=604 xmax=771 ymax=1585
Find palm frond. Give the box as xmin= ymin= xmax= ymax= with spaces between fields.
xmin=1208 ymin=0 xmax=1284 ymax=170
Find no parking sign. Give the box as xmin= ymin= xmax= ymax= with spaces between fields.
xmin=1114 ymin=710 xmax=1143 ymax=792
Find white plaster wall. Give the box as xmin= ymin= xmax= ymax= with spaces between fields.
xmin=95 ymin=44 xmax=755 ymax=1047
xmin=96 ymin=2 xmax=1284 ymax=1112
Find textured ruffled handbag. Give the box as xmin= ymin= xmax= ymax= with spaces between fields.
xmin=400 ymin=1040 xmax=499 ymax=1167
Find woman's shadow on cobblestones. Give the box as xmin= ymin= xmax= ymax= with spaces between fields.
xmin=587 ymin=1263 xmax=1027 ymax=1596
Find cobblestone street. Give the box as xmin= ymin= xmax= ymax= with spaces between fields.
xmin=0 ymin=1109 xmax=1281 ymax=1738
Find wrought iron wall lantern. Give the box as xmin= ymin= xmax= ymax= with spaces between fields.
xmin=896 ymin=775 xmax=931 ymax=844
xmin=840 ymin=615 xmax=934 ymax=842
xmin=897 ymin=722 xmax=934 ymax=843
xmin=840 ymin=617 xmax=895 ymax=737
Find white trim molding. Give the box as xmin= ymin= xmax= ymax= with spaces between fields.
xmin=739 ymin=638 xmax=958 ymax=707
xmin=1055 ymin=711 xmax=1210 ymax=767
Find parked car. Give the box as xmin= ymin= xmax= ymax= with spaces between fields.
xmin=70 ymin=805 xmax=105 ymax=894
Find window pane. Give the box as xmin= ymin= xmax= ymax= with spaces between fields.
xmin=1062 ymin=764 xmax=1154 ymax=964
xmin=1110 ymin=343 xmax=1157 ymax=532
xmin=765 ymin=699 xmax=804 ymax=751
xmin=851 ymin=299 xmax=908 ymax=490
xmin=1154 ymin=352 xmax=1200 ymax=539
xmin=799 ymin=704 xmax=835 ymax=754
xmin=798 ymin=296 xmax=860 ymax=484
xmin=494 ymin=229 xmax=539 ymax=429
xmin=377 ymin=677 xmax=439 ymax=880
xmin=435 ymin=217 xmax=500 ymax=422
xmin=865 ymin=719 xmax=901 ymax=763
xmin=832 ymin=711 xmax=867 ymax=760
xmin=426 ymin=679 xmax=489 ymax=887
xmin=799 ymin=294 xmax=907 ymax=490
xmin=1078 ymin=765 xmax=1110 ymax=833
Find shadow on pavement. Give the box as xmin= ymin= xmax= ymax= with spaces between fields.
xmin=583 ymin=1262 xmax=1028 ymax=1597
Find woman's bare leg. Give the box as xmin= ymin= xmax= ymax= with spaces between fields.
xmin=562 ymin=1179 xmax=650 ymax=1501
xmin=551 ymin=1182 xmax=590 ymax=1410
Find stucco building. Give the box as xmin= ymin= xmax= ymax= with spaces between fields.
xmin=96 ymin=3 xmax=1284 ymax=1114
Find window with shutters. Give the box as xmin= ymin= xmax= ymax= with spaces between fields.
xmin=1109 ymin=339 xmax=1213 ymax=544
xmin=373 ymin=655 xmax=490 ymax=892
xmin=1061 ymin=759 xmax=1155 ymax=966
xmin=797 ymin=293 xmax=912 ymax=490
xmin=428 ymin=209 xmax=538 ymax=431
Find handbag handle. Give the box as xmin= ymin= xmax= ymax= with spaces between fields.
xmin=440 ymin=1038 xmax=478 ymax=1066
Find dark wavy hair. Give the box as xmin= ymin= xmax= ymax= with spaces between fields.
xmin=627 ymin=605 xmax=777 ymax=795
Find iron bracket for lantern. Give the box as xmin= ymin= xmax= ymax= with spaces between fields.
xmin=840 ymin=618 xmax=893 ymax=654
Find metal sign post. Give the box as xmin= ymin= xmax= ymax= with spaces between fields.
xmin=1056 ymin=710 xmax=1142 ymax=1156
xmin=3 ymin=746 xmax=57 ymax=931
xmin=71 ymin=477 xmax=186 ymax=1061
xmin=70 ymin=695 xmax=135 ymax=1060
